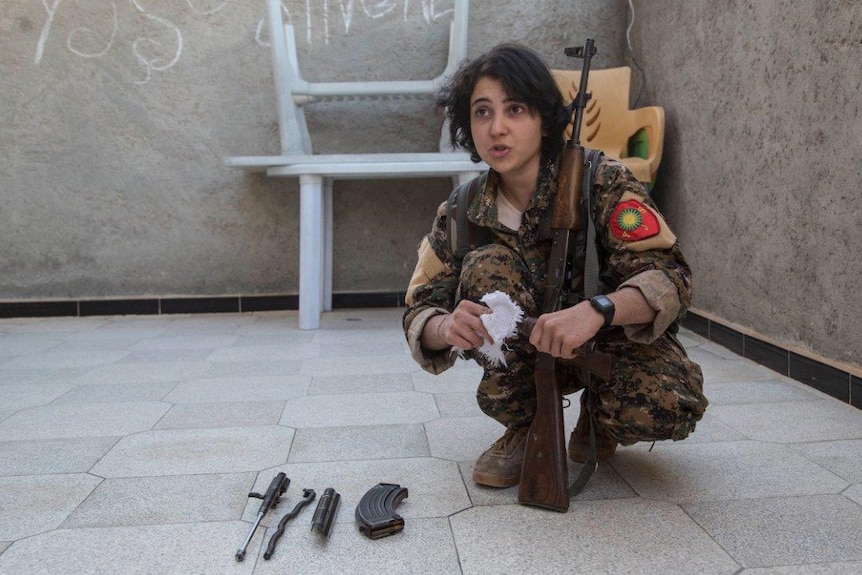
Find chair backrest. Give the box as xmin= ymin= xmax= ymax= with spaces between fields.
xmin=553 ymin=67 xmax=632 ymax=159
xmin=265 ymin=0 xmax=470 ymax=155
xmin=551 ymin=67 xmax=664 ymax=184
xmin=279 ymin=0 xmax=470 ymax=101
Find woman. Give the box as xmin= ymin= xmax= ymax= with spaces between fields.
xmin=403 ymin=43 xmax=707 ymax=488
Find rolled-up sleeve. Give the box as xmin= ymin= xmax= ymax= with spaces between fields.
xmin=619 ymin=269 xmax=681 ymax=343
xmin=404 ymin=306 xmax=458 ymax=374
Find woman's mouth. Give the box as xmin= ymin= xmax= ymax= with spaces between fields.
xmin=489 ymin=145 xmax=510 ymax=158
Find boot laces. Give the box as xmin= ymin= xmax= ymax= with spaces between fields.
xmin=490 ymin=427 xmax=527 ymax=455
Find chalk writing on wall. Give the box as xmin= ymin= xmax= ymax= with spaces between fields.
xmin=282 ymin=0 xmax=455 ymax=45
xmin=34 ymin=1 xmax=452 ymax=82
xmin=34 ymin=0 xmax=230 ymax=84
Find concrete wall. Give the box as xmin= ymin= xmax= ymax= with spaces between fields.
xmin=628 ymin=0 xmax=861 ymax=369
xmin=0 ymin=0 xmax=624 ymax=301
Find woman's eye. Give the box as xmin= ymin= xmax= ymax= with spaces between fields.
xmin=510 ymin=104 xmax=525 ymax=114
xmin=474 ymin=108 xmax=490 ymax=118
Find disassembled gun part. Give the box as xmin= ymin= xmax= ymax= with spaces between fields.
xmin=235 ymin=472 xmax=290 ymax=561
xmin=263 ymin=488 xmax=316 ymax=560
xmin=311 ymin=487 xmax=340 ymax=538
xmin=355 ymin=482 xmax=409 ymax=539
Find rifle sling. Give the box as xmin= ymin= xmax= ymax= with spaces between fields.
xmin=567 ymin=150 xmax=604 ymax=497
xmin=568 ymin=382 xmax=598 ymax=497
xmin=583 ymin=149 xmax=603 ymax=298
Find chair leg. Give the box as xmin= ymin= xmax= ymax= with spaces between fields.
xmin=299 ymin=174 xmax=324 ymax=330
xmin=323 ymin=178 xmax=334 ymax=312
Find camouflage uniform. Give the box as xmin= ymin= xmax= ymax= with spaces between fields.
xmin=403 ymin=155 xmax=708 ymax=445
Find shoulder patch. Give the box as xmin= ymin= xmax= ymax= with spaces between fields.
xmin=608 ymin=191 xmax=676 ymax=251
xmin=610 ymin=200 xmax=660 ymax=241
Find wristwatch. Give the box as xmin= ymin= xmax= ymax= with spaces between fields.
xmin=589 ymin=294 xmax=615 ymax=328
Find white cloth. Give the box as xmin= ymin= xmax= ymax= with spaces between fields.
xmin=455 ymin=291 xmax=524 ymax=367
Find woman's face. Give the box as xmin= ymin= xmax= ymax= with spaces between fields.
xmin=469 ymin=76 xmax=544 ymax=183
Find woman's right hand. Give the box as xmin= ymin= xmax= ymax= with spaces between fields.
xmin=426 ymin=300 xmax=492 ymax=351
xmin=445 ymin=300 xmax=494 ymax=349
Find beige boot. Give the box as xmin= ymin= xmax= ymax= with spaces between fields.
xmin=568 ymin=412 xmax=617 ymax=463
xmin=472 ymin=426 xmax=529 ymax=488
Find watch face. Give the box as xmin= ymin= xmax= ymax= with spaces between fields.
xmin=593 ymin=295 xmax=613 ymax=310
xmin=590 ymin=295 xmax=615 ymax=327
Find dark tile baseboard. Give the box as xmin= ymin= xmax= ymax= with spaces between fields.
xmin=0 ymin=300 xmax=80 ymax=318
xmin=682 ymin=311 xmax=860 ymax=410
xmin=0 ymin=292 xmax=406 ymax=319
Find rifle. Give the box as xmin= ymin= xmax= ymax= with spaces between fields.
xmin=517 ymin=38 xmax=610 ymax=512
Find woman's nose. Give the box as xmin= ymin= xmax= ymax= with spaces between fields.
xmin=490 ymin=115 xmax=507 ymax=135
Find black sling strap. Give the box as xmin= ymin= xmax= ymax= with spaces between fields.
xmin=568 ymin=148 xmax=606 ymax=497
xmin=446 ymin=172 xmax=490 ymax=261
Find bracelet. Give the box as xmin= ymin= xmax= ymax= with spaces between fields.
xmin=435 ymin=315 xmax=448 ymax=343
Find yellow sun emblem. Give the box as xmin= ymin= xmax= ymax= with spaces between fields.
xmin=616 ymin=208 xmax=643 ymax=232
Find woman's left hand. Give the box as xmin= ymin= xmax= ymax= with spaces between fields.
xmin=529 ymin=301 xmax=604 ymax=359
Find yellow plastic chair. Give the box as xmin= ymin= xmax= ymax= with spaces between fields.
xmin=552 ymin=67 xmax=664 ymax=185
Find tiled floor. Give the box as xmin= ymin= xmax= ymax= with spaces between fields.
xmin=1 ymin=308 xmax=861 ymax=574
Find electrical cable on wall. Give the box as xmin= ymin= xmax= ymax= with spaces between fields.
xmin=626 ymin=0 xmax=648 ymax=107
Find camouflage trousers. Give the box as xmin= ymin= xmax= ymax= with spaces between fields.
xmin=457 ymin=244 xmax=708 ymax=445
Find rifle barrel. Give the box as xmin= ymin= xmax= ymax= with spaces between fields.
xmin=569 ymin=38 xmax=595 ymax=146
xmin=235 ymin=512 xmax=265 ymax=561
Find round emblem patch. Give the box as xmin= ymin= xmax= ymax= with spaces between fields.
xmin=616 ymin=207 xmax=643 ymax=231
xmin=610 ymin=200 xmax=660 ymax=241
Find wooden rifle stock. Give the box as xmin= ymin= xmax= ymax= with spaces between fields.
xmin=518 ymin=38 xmax=601 ymax=512
xmin=518 ymin=319 xmax=611 ymax=511
xmin=520 ymin=355 xmax=569 ymax=510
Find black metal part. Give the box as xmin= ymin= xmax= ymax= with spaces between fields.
xmin=235 ymin=472 xmax=290 ymax=561
xmin=355 ymin=483 xmax=409 ymax=539
xmin=263 ymin=488 xmax=316 ymax=560
xmin=310 ymin=487 xmax=340 ymax=538
xmin=563 ymin=38 xmax=596 ymax=147
xmin=564 ymin=42 xmax=596 ymax=58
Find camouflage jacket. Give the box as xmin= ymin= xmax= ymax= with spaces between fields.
xmin=403 ymin=154 xmax=693 ymax=374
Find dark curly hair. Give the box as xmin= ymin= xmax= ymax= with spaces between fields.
xmin=437 ymin=43 xmax=568 ymax=163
